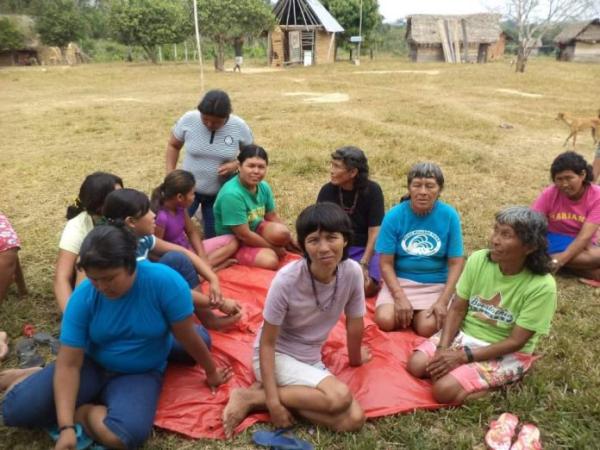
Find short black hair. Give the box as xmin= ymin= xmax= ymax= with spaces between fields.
xmin=550 ymin=151 xmax=593 ymax=183
xmin=102 ymin=188 xmax=150 ymax=225
xmin=238 ymin=144 xmax=269 ymax=165
xmin=197 ymin=89 xmax=232 ymax=118
xmin=77 ymin=225 xmax=137 ymax=275
xmin=296 ymin=202 xmax=353 ymax=261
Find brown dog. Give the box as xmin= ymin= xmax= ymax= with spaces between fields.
xmin=556 ymin=111 xmax=600 ymax=148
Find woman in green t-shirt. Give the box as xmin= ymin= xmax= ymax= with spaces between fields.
xmin=213 ymin=145 xmax=298 ymax=270
xmin=407 ymin=206 xmax=556 ymax=405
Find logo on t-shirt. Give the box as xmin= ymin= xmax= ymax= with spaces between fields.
xmin=224 ymin=135 xmax=234 ymax=146
xmin=469 ymin=292 xmax=514 ymax=326
xmin=401 ymin=230 xmax=441 ymax=256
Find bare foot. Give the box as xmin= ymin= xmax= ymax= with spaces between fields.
xmin=0 ymin=367 xmax=42 ymax=392
xmin=222 ymin=387 xmax=263 ymax=439
xmin=213 ymin=258 xmax=237 ymax=272
xmin=0 ymin=331 xmax=8 ymax=361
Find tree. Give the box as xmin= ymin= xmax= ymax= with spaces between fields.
xmin=110 ymin=0 xmax=191 ymax=63
xmin=504 ymin=0 xmax=594 ymax=72
xmin=321 ymin=0 xmax=382 ymax=50
xmin=35 ymin=0 xmax=86 ymax=51
xmin=197 ymin=0 xmax=275 ymax=71
xmin=0 ymin=17 xmax=24 ymax=53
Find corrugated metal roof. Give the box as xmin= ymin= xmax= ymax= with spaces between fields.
xmin=305 ymin=0 xmax=343 ymax=32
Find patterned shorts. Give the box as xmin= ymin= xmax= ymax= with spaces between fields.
xmin=0 ymin=214 xmax=20 ymax=253
xmin=415 ymin=331 xmax=537 ymax=394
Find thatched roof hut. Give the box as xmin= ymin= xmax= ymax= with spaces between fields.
xmin=268 ymin=0 xmax=343 ymax=67
xmin=0 ymin=14 xmax=40 ymax=65
xmin=406 ymin=13 xmax=502 ymax=63
xmin=554 ymin=19 xmax=600 ymax=62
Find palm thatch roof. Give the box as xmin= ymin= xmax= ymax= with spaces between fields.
xmin=406 ymin=13 xmax=501 ymax=45
xmin=0 ymin=14 xmax=39 ymax=50
xmin=273 ymin=0 xmax=343 ymax=32
xmin=554 ymin=19 xmax=600 ymax=44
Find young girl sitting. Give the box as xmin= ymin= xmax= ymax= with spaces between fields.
xmin=222 ymin=203 xmax=370 ymax=438
xmin=102 ymin=188 xmax=241 ymax=331
xmin=151 ymin=170 xmax=239 ymax=270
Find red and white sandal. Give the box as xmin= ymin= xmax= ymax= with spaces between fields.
xmin=485 ymin=413 xmax=519 ymax=450
xmin=511 ymin=423 xmax=542 ymax=450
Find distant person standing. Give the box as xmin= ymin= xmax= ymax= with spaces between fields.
xmin=166 ymin=90 xmax=253 ymax=238
xmin=233 ymin=37 xmax=244 ymax=73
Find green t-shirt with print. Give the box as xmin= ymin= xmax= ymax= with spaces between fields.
xmin=214 ymin=175 xmax=275 ymax=236
xmin=456 ymin=249 xmax=556 ymax=354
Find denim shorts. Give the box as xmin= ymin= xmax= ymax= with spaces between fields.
xmin=158 ymin=251 xmax=200 ymax=289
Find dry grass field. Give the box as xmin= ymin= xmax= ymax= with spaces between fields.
xmin=1 ymin=56 xmax=600 ymax=449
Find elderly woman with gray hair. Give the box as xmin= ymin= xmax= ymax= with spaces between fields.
xmin=375 ymin=162 xmax=464 ymax=337
xmin=407 ymin=206 xmax=557 ymax=407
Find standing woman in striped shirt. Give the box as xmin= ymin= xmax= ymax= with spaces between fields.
xmin=166 ymin=90 xmax=254 ymax=238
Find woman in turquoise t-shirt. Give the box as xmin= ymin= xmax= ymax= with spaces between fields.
xmin=408 ymin=206 xmax=556 ymax=405
xmin=213 ymin=145 xmax=298 ymax=270
xmin=375 ymin=162 xmax=465 ymax=337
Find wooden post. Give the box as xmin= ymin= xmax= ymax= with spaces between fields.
xmin=326 ymin=32 xmax=334 ymax=63
xmin=158 ymin=45 xmax=163 ymax=62
xmin=453 ymin=20 xmax=461 ymax=63
xmin=461 ymin=19 xmax=469 ymax=62
xmin=437 ymin=20 xmax=452 ymax=63
xmin=184 ymin=41 xmax=188 ymax=62
xmin=267 ymin=31 xmax=272 ymax=65
xmin=173 ymin=43 xmax=178 ymax=61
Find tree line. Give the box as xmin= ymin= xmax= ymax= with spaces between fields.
xmin=0 ymin=0 xmax=385 ymax=68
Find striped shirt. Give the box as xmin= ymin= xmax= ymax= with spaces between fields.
xmin=172 ymin=111 xmax=253 ymax=195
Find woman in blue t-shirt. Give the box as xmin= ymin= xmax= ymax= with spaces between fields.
xmin=1 ymin=226 xmax=231 ymax=450
xmin=374 ymin=162 xmax=465 ymax=337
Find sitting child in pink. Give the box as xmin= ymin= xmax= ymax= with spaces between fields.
xmin=152 ymin=170 xmax=238 ymax=270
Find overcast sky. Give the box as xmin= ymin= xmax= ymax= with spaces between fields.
xmin=377 ymin=0 xmax=600 ymax=23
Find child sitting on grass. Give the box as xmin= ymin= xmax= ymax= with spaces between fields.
xmin=222 ymin=203 xmax=370 ymax=437
xmin=102 ymin=188 xmax=242 ymax=333
xmin=151 ymin=170 xmax=239 ymax=270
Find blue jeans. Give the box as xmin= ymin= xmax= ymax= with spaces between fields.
xmin=2 ymin=357 xmax=162 ymax=449
xmin=188 ymin=193 xmax=217 ymax=239
xmin=3 ymin=325 xmax=212 ymax=449
xmin=158 ymin=251 xmax=199 ymax=289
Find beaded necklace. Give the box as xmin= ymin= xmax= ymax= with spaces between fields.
xmin=338 ymin=187 xmax=359 ymax=215
xmin=307 ymin=261 xmax=338 ymax=312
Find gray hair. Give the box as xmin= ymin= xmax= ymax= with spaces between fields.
xmin=407 ymin=162 xmax=445 ymax=190
xmin=494 ymin=206 xmax=551 ymax=275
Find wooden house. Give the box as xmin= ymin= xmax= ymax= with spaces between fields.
xmin=406 ymin=14 xmax=502 ymax=63
xmin=555 ymin=19 xmax=600 ymax=63
xmin=269 ymin=0 xmax=343 ymax=67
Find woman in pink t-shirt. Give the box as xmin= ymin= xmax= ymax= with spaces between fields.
xmin=532 ymin=151 xmax=600 ymax=285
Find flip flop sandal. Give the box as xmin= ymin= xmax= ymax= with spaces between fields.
xmin=578 ymin=278 xmax=600 ymax=288
xmin=510 ymin=424 xmax=542 ymax=450
xmin=485 ymin=413 xmax=519 ymax=450
xmin=47 ymin=423 xmax=94 ymax=450
xmin=252 ymin=428 xmax=314 ymax=450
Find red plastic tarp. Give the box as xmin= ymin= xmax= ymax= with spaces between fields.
xmin=154 ymin=255 xmax=445 ymax=439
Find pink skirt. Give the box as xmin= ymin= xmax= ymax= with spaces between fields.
xmin=375 ymin=277 xmax=445 ymax=310
xmin=0 ymin=213 xmax=20 ymax=253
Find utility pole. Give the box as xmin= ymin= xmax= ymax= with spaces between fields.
xmin=357 ymin=0 xmax=363 ymax=65
xmin=193 ymin=0 xmax=205 ymax=93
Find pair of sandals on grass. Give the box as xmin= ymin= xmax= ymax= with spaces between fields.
xmin=485 ymin=412 xmax=542 ymax=450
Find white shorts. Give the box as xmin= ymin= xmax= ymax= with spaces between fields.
xmin=253 ymin=352 xmax=332 ymax=388
xmin=235 ymin=56 xmax=243 ymax=65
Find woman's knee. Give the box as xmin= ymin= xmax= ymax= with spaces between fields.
xmin=320 ymin=379 xmax=353 ymax=414
xmin=374 ymin=305 xmax=396 ymax=332
xmin=254 ymin=249 xmax=280 ymax=270
xmin=262 ymin=223 xmax=291 ymax=247
xmin=332 ymin=401 xmax=365 ymax=432
xmin=432 ymin=376 xmax=467 ymax=404
xmin=407 ymin=351 xmax=429 ymax=378
xmin=413 ymin=314 xmax=437 ymax=338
